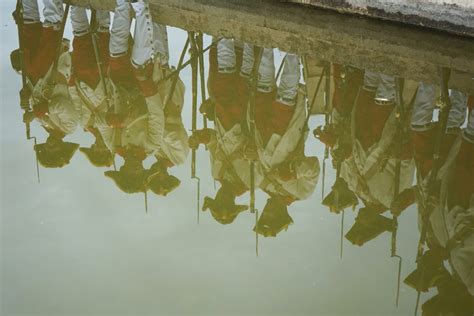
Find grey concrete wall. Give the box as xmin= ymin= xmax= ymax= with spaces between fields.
xmin=71 ymin=0 xmax=474 ymax=94
xmin=288 ymin=0 xmax=474 ymax=37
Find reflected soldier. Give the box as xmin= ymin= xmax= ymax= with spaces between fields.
xmin=317 ymin=69 xmax=416 ymax=246
xmin=67 ymin=5 xmax=114 ymax=167
xmin=102 ymin=0 xmax=187 ymax=195
xmin=243 ymin=47 xmax=319 ymax=237
xmin=405 ymin=83 xmax=474 ymax=297
xmin=190 ymin=38 xmax=253 ymax=224
xmin=14 ymin=0 xmax=80 ymax=168
xmin=316 ymin=64 xmax=361 ymax=215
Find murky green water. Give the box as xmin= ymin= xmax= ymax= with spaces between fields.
xmin=1 ymin=1 xmax=473 ymax=315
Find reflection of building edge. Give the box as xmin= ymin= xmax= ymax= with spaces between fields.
xmin=71 ymin=0 xmax=474 ymax=95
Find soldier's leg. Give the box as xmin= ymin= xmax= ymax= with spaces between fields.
xmin=465 ymin=107 xmax=474 ymax=143
xmin=152 ymin=23 xmax=169 ymax=67
xmin=372 ymin=73 xmax=396 ymax=143
xmin=27 ymin=0 xmax=65 ymax=83
xmin=110 ymin=0 xmax=131 ymax=58
xmin=216 ymin=38 xmax=236 ymax=74
xmin=95 ymin=10 xmax=111 ymax=67
xmin=354 ymin=71 xmax=378 ymax=149
xmin=269 ymin=53 xmax=300 ymax=137
xmin=411 ymin=82 xmax=437 ymax=178
xmin=23 ymin=0 xmax=41 ymax=22
xmin=96 ymin=10 xmax=111 ymax=32
xmin=447 ymin=90 xmax=468 ymax=130
xmin=131 ymin=1 xmax=155 ymax=67
xmin=109 ymin=1 xmax=133 ymax=85
xmin=258 ymin=48 xmax=275 ymax=92
xmin=240 ymin=43 xmax=275 ymax=92
xmin=21 ymin=0 xmax=42 ymax=71
xmin=276 ymin=53 xmax=300 ymax=106
xmin=70 ymin=6 xmax=89 ymax=36
xmin=43 ymin=0 xmax=64 ymax=28
xmin=410 ymin=82 xmax=437 ymax=131
xmin=240 ymin=42 xmax=254 ymax=78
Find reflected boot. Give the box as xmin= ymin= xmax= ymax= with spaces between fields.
xmin=322 ymin=178 xmax=358 ymax=214
xmin=371 ymin=102 xmax=395 ymax=144
xmin=440 ymin=127 xmax=461 ymax=163
xmin=29 ymin=26 xmax=62 ymax=83
xmin=345 ymin=207 xmax=394 ymax=246
xmin=354 ymin=88 xmax=376 ymax=150
xmin=403 ymin=249 xmax=450 ymax=292
xmin=109 ymin=53 xmax=136 ymax=88
xmin=98 ymin=31 xmax=111 ymax=70
xmin=269 ymin=100 xmax=295 ymax=136
xmin=253 ymin=197 xmax=293 ymax=237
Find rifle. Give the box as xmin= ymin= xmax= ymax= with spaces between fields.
xmin=413 ymin=68 xmax=452 ymax=316
xmin=247 ymin=46 xmax=264 ymax=257
xmin=196 ymin=33 xmax=208 ymax=129
xmin=189 ymin=31 xmax=201 ymax=223
xmin=391 ymin=77 xmax=406 ymax=307
xmin=322 ymin=62 xmax=331 ymax=199
xmin=90 ymin=9 xmax=111 ymax=109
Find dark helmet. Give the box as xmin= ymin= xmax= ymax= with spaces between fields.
xmin=422 ymin=274 xmax=474 ymax=316
xmin=345 ymin=207 xmax=395 ymax=246
xmin=104 ymin=158 xmax=147 ymax=194
xmin=79 ymin=144 xmax=114 ymax=168
xmin=404 ymin=249 xmax=450 ymax=292
xmin=253 ymin=197 xmax=294 ymax=237
xmin=322 ymin=177 xmax=358 ymax=214
xmin=202 ymin=183 xmax=248 ymax=225
xmin=146 ymin=161 xmax=181 ymax=196
xmin=35 ymin=136 xmax=79 ymax=168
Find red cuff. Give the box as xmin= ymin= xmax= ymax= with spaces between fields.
xmin=33 ymin=101 xmax=49 ymax=118
xmin=137 ymin=79 xmax=158 ymax=97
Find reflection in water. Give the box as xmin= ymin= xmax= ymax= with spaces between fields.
xmin=7 ymin=0 xmax=474 ymax=315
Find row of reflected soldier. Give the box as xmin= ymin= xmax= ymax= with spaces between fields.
xmin=11 ymin=1 xmax=473 ymax=314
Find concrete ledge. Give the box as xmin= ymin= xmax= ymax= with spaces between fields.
xmin=287 ymin=0 xmax=474 ymax=37
xmin=71 ymin=0 xmax=474 ymax=94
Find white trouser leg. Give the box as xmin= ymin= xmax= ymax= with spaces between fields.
xmin=277 ymin=53 xmax=300 ymax=106
xmin=152 ymin=23 xmax=169 ymax=66
xmin=241 ymin=44 xmax=275 ymax=90
xmin=363 ymin=70 xmax=380 ymax=91
xmin=240 ymin=42 xmax=254 ymax=77
xmin=411 ymin=82 xmax=436 ymax=131
xmin=447 ymin=90 xmax=468 ymax=129
xmin=43 ymin=0 xmax=64 ymax=27
xmin=258 ymin=48 xmax=275 ymax=91
xmin=71 ymin=6 xmax=89 ymax=36
xmin=374 ymin=73 xmax=396 ymax=102
xmin=131 ymin=2 xmax=156 ymax=67
xmin=96 ymin=10 xmax=111 ymax=32
xmin=217 ymin=38 xmax=236 ymax=73
xmin=23 ymin=0 xmax=41 ymax=22
xmin=363 ymin=71 xmax=396 ymax=102
xmin=109 ymin=1 xmax=131 ymax=57
xmin=465 ymin=109 xmax=474 ymax=142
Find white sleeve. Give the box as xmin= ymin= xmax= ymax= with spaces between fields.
xmin=48 ymin=84 xmax=79 ymax=135
xmin=159 ymin=115 xmax=190 ymax=166
xmin=145 ymin=93 xmax=165 ymax=151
